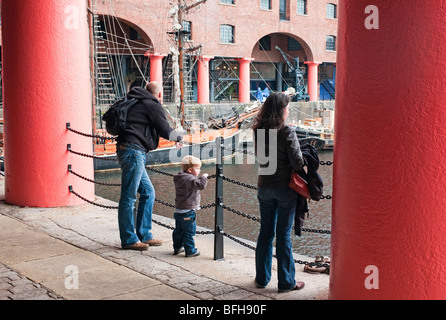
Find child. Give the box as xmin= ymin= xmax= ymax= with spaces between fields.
xmin=172 ymin=155 xmax=208 ymax=257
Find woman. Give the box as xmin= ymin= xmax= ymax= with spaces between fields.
xmin=252 ymin=92 xmax=305 ymax=292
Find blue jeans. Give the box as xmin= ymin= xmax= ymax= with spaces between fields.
xmin=172 ymin=210 xmax=198 ymax=255
xmin=117 ymin=146 xmax=155 ymax=247
xmin=255 ymin=187 xmax=298 ymax=291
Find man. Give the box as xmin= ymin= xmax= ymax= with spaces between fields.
xmin=117 ymin=81 xmax=182 ymax=251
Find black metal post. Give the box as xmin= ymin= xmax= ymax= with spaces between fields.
xmin=214 ymin=136 xmax=224 ymax=260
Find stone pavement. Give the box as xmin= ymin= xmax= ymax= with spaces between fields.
xmin=0 ymin=262 xmax=63 ymax=300
xmin=0 ymin=177 xmax=329 ymax=301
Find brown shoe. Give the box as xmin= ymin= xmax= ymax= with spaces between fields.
xmin=122 ymin=241 xmax=149 ymax=251
xmin=144 ymin=238 xmax=163 ymax=246
xmin=278 ymin=281 xmax=305 ymax=292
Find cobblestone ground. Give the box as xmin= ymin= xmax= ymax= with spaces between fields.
xmin=0 ymin=263 xmax=63 ymax=300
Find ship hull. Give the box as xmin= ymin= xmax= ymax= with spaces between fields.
xmin=94 ymin=128 xmax=240 ymax=171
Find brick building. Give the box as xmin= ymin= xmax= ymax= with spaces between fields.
xmin=94 ymin=0 xmax=338 ymax=103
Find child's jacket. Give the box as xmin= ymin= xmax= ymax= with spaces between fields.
xmin=173 ymin=172 xmax=208 ymax=211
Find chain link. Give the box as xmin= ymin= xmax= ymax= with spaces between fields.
xmin=153 ymin=218 xmax=216 ymax=236
xmin=220 ymin=203 xmax=331 ymax=234
xmin=67 ymin=144 xmax=118 ymax=161
xmin=67 ymin=124 xmax=334 ymax=166
xmin=146 ymin=166 xmax=174 ymax=177
xmin=220 ymin=232 xmax=329 ymax=268
xmin=69 ymin=185 xmax=214 ymax=235
xmin=221 ymin=174 xmax=332 ymax=199
xmin=68 ymin=165 xmax=121 ymax=186
xmin=67 ymin=123 xmax=117 ymax=140
xmin=68 ymin=145 xmax=332 ymax=232
xmin=221 ymin=175 xmax=258 ymax=190
xmin=69 ymin=185 xmax=328 ymax=267
xmin=67 ymin=125 xmax=333 ymax=261
xmin=301 ymin=228 xmax=331 ymax=235
xmin=221 ymin=203 xmax=261 ymax=222
xmin=69 ymin=186 xmax=118 ymax=210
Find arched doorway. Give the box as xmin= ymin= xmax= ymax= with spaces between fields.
xmin=251 ymin=33 xmax=313 ymax=100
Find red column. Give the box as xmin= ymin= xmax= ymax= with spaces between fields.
xmin=147 ymin=52 xmax=166 ymax=83
xmin=304 ymin=61 xmax=321 ymax=101
xmin=237 ymin=57 xmax=254 ymax=103
xmin=330 ymin=1 xmax=446 ymax=299
xmin=1 ymin=0 xmax=94 ymax=207
xmin=197 ymin=55 xmax=213 ymax=104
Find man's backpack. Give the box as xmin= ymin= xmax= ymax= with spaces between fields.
xmin=102 ymin=97 xmax=139 ymax=136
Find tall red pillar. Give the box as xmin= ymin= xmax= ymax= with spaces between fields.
xmin=1 ymin=0 xmax=94 ymax=207
xmin=237 ymin=57 xmax=254 ymax=103
xmin=147 ymin=52 xmax=166 ymax=83
xmin=330 ymin=1 xmax=446 ymax=299
xmin=197 ymin=55 xmax=213 ymax=104
xmin=304 ymin=61 xmax=320 ymax=101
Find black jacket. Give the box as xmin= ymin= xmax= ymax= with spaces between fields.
xmin=116 ymin=87 xmax=182 ymax=152
xmin=294 ymin=144 xmax=323 ymax=236
xmin=256 ymin=125 xmax=305 ymax=188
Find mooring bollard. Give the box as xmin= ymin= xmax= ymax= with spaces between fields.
xmin=214 ymin=136 xmax=224 ymax=260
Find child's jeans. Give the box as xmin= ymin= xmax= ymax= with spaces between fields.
xmin=172 ymin=210 xmax=198 ymax=255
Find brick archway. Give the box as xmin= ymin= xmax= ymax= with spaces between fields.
xmin=249 ymin=32 xmax=314 ymax=94
xmin=251 ymin=32 xmax=314 ymax=64
xmin=97 ymin=14 xmax=153 ymax=55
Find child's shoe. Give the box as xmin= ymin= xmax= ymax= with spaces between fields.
xmin=186 ymin=251 xmax=200 ymax=257
xmin=173 ymin=247 xmax=185 ymax=255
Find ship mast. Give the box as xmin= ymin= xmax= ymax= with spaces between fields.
xmin=177 ymin=0 xmax=185 ymax=128
xmin=174 ymin=0 xmax=207 ymax=128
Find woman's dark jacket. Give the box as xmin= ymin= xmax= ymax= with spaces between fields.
xmin=255 ymin=125 xmax=305 ymax=188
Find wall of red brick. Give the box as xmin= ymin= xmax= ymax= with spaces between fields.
xmin=96 ymin=0 xmax=338 ymax=63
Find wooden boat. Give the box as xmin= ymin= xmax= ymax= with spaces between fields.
xmin=93 ymin=106 xmax=260 ymax=170
xmin=292 ymin=109 xmax=334 ymax=150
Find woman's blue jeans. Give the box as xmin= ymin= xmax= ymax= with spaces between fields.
xmin=117 ymin=146 xmax=155 ymax=247
xmin=255 ymin=187 xmax=298 ymax=291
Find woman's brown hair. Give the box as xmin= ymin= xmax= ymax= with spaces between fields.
xmin=252 ymin=92 xmax=290 ymax=131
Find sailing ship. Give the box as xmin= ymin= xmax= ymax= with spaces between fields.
xmin=91 ymin=0 xmax=260 ymax=170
